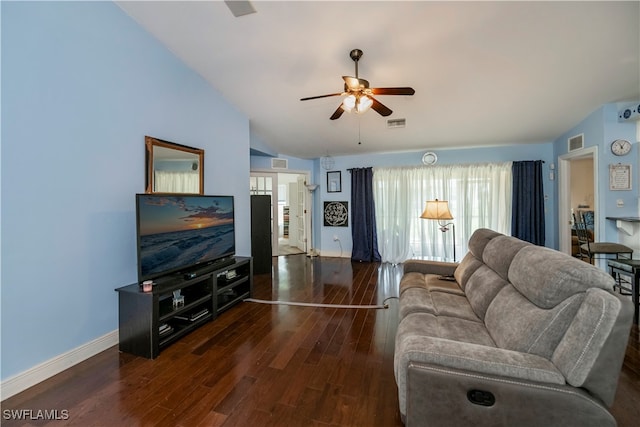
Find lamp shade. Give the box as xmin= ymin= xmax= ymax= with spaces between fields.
xmin=420 ymin=199 xmax=453 ymax=220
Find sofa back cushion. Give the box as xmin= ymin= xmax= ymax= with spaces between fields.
xmin=508 ymin=246 xmax=614 ymax=308
xmin=454 ymin=228 xmax=502 ymax=290
xmin=484 ymin=286 xmax=584 ymax=359
xmin=453 ymin=252 xmax=483 ymax=290
xmin=482 ymin=235 xmax=531 ymax=281
xmin=464 ymin=265 xmax=509 ymax=320
xmin=467 ymin=228 xmax=503 ymax=259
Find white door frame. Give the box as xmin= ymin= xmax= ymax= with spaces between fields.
xmin=557 ymin=146 xmax=599 ymax=254
xmin=250 ymin=169 xmax=311 ymax=256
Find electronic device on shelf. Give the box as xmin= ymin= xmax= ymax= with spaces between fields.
xmin=159 ymin=323 xmax=173 ymax=336
xmin=135 ymin=194 xmax=236 ymax=282
xmin=174 ymin=308 xmax=210 ymax=322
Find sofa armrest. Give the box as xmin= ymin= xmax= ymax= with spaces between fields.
xmin=403 ymin=260 xmax=458 ymax=276
xmin=394 ymin=335 xmax=566 ymax=419
xmin=404 ymin=362 xmax=615 ymax=427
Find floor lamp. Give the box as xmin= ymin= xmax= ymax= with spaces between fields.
xmin=420 ymin=199 xmax=456 ymax=262
xmin=306 ymin=183 xmax=319 ymax=257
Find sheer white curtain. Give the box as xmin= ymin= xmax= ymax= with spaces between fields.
xmin=154 ymin=171 xmax=199 ymax=193
xmin=373 ymin=162 xmax=512 ymax=264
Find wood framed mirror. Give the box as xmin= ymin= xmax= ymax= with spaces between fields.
xmin=145 ymin=136 xmax=204 ymax=194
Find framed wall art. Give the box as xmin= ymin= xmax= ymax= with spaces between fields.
xmin=327 ymin=171 xmax=342 ymax=193
xmin=609 ymin=164 xmax=632 ymax=191
xmin=324 ymin=201 xmax=348 ymax=227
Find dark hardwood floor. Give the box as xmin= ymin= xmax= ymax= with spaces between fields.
xmin=2 ymin=255 xmax=639 ymax=426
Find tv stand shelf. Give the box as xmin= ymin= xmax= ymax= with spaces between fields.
xmin=116 ymin=256 xmax=252 ymax=359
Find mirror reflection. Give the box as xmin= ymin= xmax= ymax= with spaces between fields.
xmin=145 ymin=136 xmax=204 ymax=194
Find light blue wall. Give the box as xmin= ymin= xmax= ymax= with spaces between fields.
xmin=553 ymin=103 xmax=639 ymax=243
xmin=316 ymin=144 xmax=556 ymax=256
xmin=1 ymin=2 xmax=250 ymax=380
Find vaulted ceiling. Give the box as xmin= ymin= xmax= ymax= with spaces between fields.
xmin=117 ymin=1 xmax=640 ymax=159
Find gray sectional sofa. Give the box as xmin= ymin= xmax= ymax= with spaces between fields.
xmin=394 ymin=228 xmax=633 ymax=426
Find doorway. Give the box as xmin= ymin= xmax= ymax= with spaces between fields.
xmin=558 ymin=147 xmax=598 ymax=255
xmin=250 ymin=171 xmax=310 ymax=256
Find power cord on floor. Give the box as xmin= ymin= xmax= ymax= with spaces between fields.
xmin=383 ymin=296 xmax=399 ymax=308
xmin=333 ymin=236 xmax=343 ymax=258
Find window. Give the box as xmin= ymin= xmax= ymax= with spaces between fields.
xmin=373 ymin=163 xmax=512 ymax=263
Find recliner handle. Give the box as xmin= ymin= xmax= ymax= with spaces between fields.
xmin=467 ymin=389 xmax=495 ymax=406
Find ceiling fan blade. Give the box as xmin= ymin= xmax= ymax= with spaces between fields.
xmin=330 ymin=105 xmax=345 ymax=120
xmin=300 ymin=93 xmax=343 ymax=101
xmin=370 ymin=87 xmax=415 ymax=96
xmin=343 ymin=76 xmax=369 ymax=90
xmin=369 ymin=96 xmax=393 ymax=117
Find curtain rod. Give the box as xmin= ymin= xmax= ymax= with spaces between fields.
xmin=346 ymin=161 xmax=544 ymax=172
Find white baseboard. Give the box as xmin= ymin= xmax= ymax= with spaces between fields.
xmin=320 ymin=250 xmax=350 ymax=258
xmin=0 ymin=330 xmax=119 ymax=400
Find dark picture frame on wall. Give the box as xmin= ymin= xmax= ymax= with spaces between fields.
xmin=327 ymin=171 xmax=341 ymax=192
xmin=324 ymin=201 xmax=348 ymax=227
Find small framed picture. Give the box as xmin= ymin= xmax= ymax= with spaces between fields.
xmin=609 ymin=164 xmax=632 ymax=191
xmin=327 ymin=171 xmax=342 ymax=193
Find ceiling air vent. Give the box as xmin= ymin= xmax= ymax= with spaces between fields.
xmin=387 ymin=118 xmax=406 ymax=129
xmin=568 ymin=133 xmax=584 ymax=152
xmin=271 ymin=158 xmax=288 ymax=170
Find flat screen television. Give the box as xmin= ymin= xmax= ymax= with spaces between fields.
xmin=136 ymin=194 xmax=236 ymax=282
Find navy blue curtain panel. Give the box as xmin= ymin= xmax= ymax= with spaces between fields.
xmin=350 ymin=167 xmax=381 ymax=262
xmin=511 ymin=160 xmax=545 ymax=245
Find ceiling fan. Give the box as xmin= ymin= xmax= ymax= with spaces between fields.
xmin=300 ymin=49 xmax=415 ymax=120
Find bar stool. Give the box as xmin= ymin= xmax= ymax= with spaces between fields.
xmin=608 ymin=259 xmax=640 ymax=325
xmin=572 ymin=213 xmax=633 ymax=264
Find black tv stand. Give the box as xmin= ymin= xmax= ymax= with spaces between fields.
xmin=115 ymin=256 xmax=252 ymax=359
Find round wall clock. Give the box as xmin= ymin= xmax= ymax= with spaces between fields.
xmin=422 ymin=152 xmax=438 ymax=165
xmin=611 ymin=139 xmax=631 ymax=156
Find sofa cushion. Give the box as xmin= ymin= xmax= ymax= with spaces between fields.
xmin=464 ymin=265 xmax=510 ymax=321
xmin=399 ymin=288 xmax=480 ymax=321
xmin=484 ymin=286 xmax=584 ymax=359
xmin=400 ymin=272 xmax=464 ymax=295
xmin=508 ymin=246 xmax=615 ymax=309
xmin=482 ymin=235 xmax=531 ymax=281
xmin=396 ymin=312 xmax=496 ymax=350
xmin=399 ymin=288 xmax=435 ymax=318
xmin=431 ymin=292 xmax=481 ymax=322
xmin=453 ymin=251 xmax=483 ymax=291
xmin=467 ymin=228 xmax=503 ymax=259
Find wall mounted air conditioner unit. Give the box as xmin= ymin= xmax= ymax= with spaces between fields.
xmin=271 ymin=158 xmax=288 ymax=170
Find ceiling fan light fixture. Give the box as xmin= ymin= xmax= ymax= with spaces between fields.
xmin=300 ymin=49 xmax=414 ymax=120
xmin=342 ymin=94 xmax=356 ymax=112
xmin=357 ymin=95 xmax=373 ymax=113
